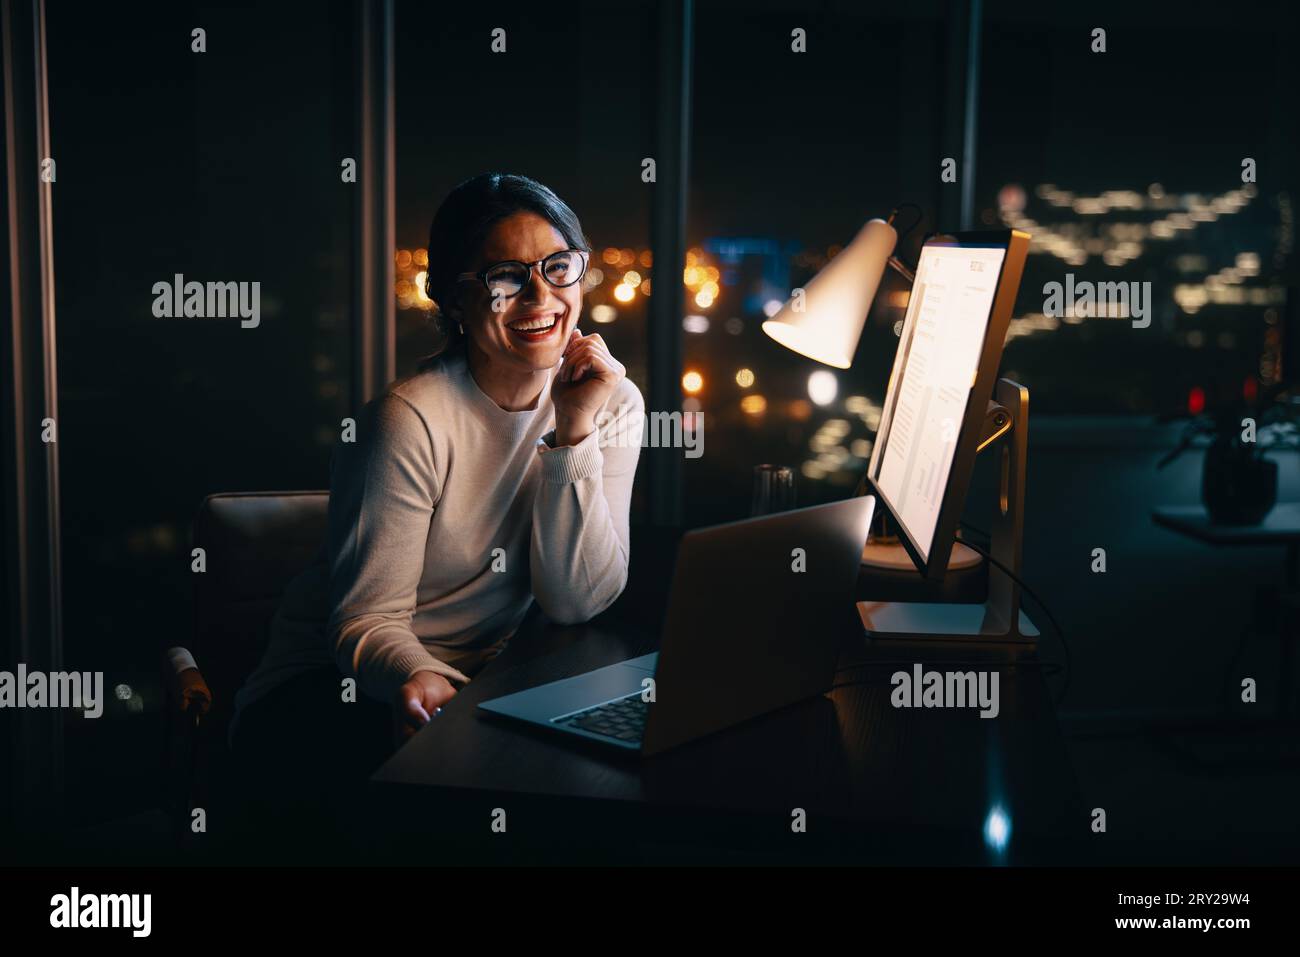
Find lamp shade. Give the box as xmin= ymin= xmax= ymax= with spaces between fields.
xmin=761 ymin=218 xmax=898 ymax=369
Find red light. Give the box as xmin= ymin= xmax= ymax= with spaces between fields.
xmin=1243 ymin=377 xmax=1258 ymax=403
xmin=1188 ymin=386 xmax=1206 ymax=416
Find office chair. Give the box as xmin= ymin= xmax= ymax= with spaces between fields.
xmin=162 ymin=490 xmax=328 ymax=852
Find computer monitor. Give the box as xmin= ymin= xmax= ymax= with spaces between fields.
xmin=865 ymin=229 xmax=1030 ymax=580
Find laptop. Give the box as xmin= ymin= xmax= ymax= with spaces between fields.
xmin=477 ymin=495 xmax=876 ymax=756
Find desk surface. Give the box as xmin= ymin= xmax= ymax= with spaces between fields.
xmin=370 ymin=574 xmax=1083 ymax=863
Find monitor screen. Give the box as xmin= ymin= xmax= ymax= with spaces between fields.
xmin=867 ymin=239 xmax=1009 ymax=564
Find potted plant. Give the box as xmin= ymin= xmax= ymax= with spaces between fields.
xmin=1158 ymin=384 xmax=1299 ymax=525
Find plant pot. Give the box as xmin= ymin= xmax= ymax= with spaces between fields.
xmin=1202 ymin=438 xmax=1278 ymax=525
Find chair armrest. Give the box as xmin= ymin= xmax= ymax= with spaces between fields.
xmin=163 ymin=647 xmax=213 ymax=719
xmin=161 ymin=650 xmax=211 ymax=850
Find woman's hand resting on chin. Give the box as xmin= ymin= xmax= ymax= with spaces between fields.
xmin=550 ymin=329 xmax=625 ymax=447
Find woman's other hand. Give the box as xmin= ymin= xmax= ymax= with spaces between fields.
xmin=393 ymin=671 xmax=460 ymax=743
xmin=551 ymin=329 xmax=626 ymax=446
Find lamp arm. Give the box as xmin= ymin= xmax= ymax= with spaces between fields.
xmin=977 ymin=400 xmax=1013 ymax=452
xmin=886 ymin=255 xmax=916 ymax=285
xmin=884 ymin=204 xmax=922 ymax=283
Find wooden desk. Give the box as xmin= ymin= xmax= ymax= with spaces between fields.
xmin=368 ymin=571 xmax=1085 ymax=864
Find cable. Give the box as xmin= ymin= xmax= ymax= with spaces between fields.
xmin=887 ymin=203 xmax=924 ymax=242
xmin=850 ymin=517 xmax=1071 ymax=704
xmin=957 ymin=536 xmax=1072 ymax=708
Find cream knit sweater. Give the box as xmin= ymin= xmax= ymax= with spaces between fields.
xmin=232 ymin=342 xmax=645 ymax=731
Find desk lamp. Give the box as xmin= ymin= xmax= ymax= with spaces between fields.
xmin=761 ymin=214 xmax=913 ymax=369
xmin=761 ymin=210 xmax=980 ymax=573
xmin=762 ymin=212 xmax=1039 ymax=644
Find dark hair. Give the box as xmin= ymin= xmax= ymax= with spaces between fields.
xmin=423 ymin=173 xmax=590 ymax=355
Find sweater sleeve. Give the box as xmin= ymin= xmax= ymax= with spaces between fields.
xmin=530 ymin=379 xmax=645 ymax=624
xmin=325 ymin=392 xmax=470 ymax=703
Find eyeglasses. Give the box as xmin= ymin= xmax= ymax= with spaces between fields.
xmin=457 ymin=249 xmax=589 ymax=299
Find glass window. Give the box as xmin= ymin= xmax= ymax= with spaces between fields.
xmin=685 ymin=2 xmax=950 ymax=526
xmin=977 ymin=1 xmax=1297 ymax=414
xmin=47 ymin=4 xmax=354 ymax=816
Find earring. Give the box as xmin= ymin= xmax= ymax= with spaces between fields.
xmin=457 ymin=322 xmax=464 ymax=335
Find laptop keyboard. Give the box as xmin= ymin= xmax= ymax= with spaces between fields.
xmin=556 ymin=693 xmax=649 ymax=743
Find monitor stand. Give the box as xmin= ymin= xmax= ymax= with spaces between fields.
xmin=857 ymin=378 xmax=1039 ymax=644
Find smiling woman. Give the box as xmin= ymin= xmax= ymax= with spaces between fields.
xmin=423 ymin=174 xmax=590 ymax=361
xmin=227 ymin=173 xmax=645 ymax=848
